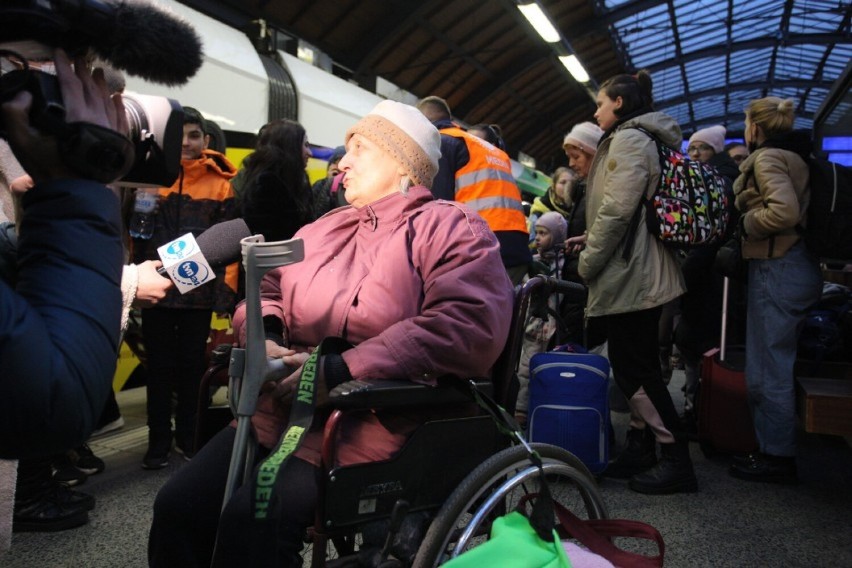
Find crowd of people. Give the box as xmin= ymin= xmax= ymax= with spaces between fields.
xmin=0 ymin=42 xmax=828 ymax=566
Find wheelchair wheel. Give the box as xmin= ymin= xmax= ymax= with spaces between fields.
xmin=412 ymin=443 xmax=607 ymax=568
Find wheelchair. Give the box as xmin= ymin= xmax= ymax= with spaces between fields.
xmin=214 ymin=236 xmax=608 ymax=567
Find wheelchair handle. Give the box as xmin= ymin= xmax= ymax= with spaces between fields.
xmin=494 ymin=275 xmax=588 ymax=403
xmin=534 ymin=275 xmax=587 ymax=304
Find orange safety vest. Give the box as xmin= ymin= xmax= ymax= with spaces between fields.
xmin=441 ymin=126 xmax=528 ymax=234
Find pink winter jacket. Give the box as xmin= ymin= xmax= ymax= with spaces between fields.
xmin=232 ymin=185 xmax=513 ymax=467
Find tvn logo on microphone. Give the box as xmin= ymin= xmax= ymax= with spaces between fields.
xmin=157 ymin=233 xmax=215 ymax=294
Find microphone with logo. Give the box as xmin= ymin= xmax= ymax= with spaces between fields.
xmin=156 ymin=219 xmax=252 ymax=293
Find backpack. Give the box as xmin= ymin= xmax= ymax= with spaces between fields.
xmin=803 ymin=157 xmax=852 ymax=263
xmin=628 ymin=126 xmax=730 ymax=250
xmin=798 ymin=283 xmax=852 ymax=363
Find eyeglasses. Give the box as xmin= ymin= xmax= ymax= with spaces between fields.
xmin=687 ymin=144 xmax=713 ymax=154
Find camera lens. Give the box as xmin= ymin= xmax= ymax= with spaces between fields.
xmin=117 ymin=93 xmax=183 ymax=188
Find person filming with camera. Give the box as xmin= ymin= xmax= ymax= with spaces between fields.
xmin=0 ymin=48 xmax=129 ymax=458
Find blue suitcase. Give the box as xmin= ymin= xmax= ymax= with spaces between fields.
xmin=528 ymin=351 xmax=610 ymax=474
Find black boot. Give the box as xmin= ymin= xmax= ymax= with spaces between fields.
xmin=604 ymin=427 xmax=657 ymax=479
xmin=729 ymin=452 xmax=797 ymax=484
xmin=629 ymin=441 xmax=698 ymax=494
xmin=13 ymin=484 xmax=91 ymax=532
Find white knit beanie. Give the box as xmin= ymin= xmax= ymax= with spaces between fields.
xmin=536 ymin=211 xmax=568 ymax=246
xmin=346 ymin=100 xmax=442 ymax=189
xmin=689 ymin=125 xmax=726 ymax=154
xmin=563 ymin=122 xmax=604 ymax=155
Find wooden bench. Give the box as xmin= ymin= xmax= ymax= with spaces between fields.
xmin=796 ymin=377 xmax=852 ymax=438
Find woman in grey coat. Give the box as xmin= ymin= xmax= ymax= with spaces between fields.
xmin=567 ymin=70 xmax=697 ymax=494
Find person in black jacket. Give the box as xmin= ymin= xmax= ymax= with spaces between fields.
xmin=675 ymin=125 xmax=743 ymax=423
xmin=0 ymin=49 xmax=125 ymax=458
xmin=241 ymin=119 xmax=315 ymax=242
xmin=310 ymin=145 xmax=346 ymax=219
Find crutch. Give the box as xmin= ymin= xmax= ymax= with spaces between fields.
xmin=220 ymin=235 xmax=305 ymax=510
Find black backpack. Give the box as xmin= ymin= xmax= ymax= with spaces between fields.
xmin=803 ymin=158 xmax=852 ymax=263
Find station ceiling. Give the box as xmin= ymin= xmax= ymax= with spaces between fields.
xmin=186 ymin=0 xmax=851 ymax=172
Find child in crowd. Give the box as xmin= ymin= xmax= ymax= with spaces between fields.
xmin=514 ymin=211 xmax=568 ymax=427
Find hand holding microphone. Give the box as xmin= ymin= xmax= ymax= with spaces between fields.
xmin=156 ymin=219 xmax=252 ymax=294
xmin=133 ymin=260 xmax=172 ymax=307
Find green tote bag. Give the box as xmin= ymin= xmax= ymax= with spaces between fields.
xmin=442 ymin=510 xmax=571 ymax=568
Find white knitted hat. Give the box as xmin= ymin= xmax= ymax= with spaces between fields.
xmin=346 ymin=100 xmax=441 ymax=188
xmin=689 ymin=125 xmax=726 ymax=154
xmin=563 ymin=122 xmax=604 ymax=155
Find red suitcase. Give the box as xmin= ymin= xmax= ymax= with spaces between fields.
xmin=697 ymin=277 xmax=758 ymax=456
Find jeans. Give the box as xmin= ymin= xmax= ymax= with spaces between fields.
xmin=746 ymin=241 xmax=822 ymax=457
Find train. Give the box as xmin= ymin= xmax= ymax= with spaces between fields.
xmin=112 ymin=0 xmax=553 ymax=390
xmin=122 ymin=0 xmax=552 ymax=192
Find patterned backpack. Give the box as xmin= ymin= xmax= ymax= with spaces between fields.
xmin=629 ymin=126 xmax=730 ymax=250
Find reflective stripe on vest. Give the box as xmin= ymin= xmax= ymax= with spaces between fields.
xmin=442 ymin=126 xmax=528 ymax=234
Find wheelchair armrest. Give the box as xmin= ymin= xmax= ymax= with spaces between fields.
xmin=209 ymin=343 xmax=233 ymax=366
xmin=327 ymin=377 xmax=492 ymax=410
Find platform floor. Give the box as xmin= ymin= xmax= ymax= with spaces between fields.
xmin=3 ymin=371 xmax=852 ymax=567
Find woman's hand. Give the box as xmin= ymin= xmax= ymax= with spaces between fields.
xmin=261 ymin=344 xmax=315 ymax=407
xmin=132 ymin=260 xmax=173 ymax=307
xmin=564 ymin=234 xmax=587 ymax=255
xmin=267 ymin=365 xmax=305 ymax=408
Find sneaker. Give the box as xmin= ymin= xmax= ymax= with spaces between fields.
xmin=73 ymin=444 xmax=105 ymax=475
xmin=174 ymin=443 xmax=195 ymax=462
xmin=142 ymin=448 xmax=170 ymax=470
xmin=90 ymin=416 xmax=125 ymax=438
xmin=142 ymin=436 xmax=171 ymax=470
xmin=52 ymin=454 xmax=87 ymax=487
xmin=174 ymin=434 xmax=196 ymax=461
xmin=13 ymin=485 xmax=90 ymax=532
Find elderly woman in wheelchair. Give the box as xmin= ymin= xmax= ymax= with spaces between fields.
xmin=148 ymin=100 xmax=517 ymax=567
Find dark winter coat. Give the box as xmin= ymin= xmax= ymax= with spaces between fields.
xmin=1 ymin=180 xmax=122 ymax=458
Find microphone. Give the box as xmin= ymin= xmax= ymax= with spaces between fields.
xmin=156 ymin=219 xmax=252 ymax=294
xmin=89 ymin=1 xmax=204 ymax=86
xmin=195 ymin=218 xmax=252 ymax=269
xmin=0 ymin=0 xmax=203 ymax=86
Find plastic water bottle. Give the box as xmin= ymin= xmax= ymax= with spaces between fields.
xmin=129 ymin=189 xmax=158 ymax=239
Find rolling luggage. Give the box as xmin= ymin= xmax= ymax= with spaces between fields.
xmin=697 ymin=277 xmax=758 ymax=456
xmin=527 ymin=350 xmax=610 ymax=474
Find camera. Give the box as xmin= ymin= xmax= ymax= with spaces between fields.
xmin=0 ymin=0 xmax=202 ymax=187
xmin=118 ymin=92 xmax=184 ymax=187
xmin=0 ymin=60 xmax=184 ymax=187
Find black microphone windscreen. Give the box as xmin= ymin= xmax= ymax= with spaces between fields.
xmin=92 ymin=1 xmax=203 ymax=86
xmin=195 ymin=219 xmax=252 ymax=268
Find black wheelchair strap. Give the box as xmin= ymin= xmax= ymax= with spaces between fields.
xmin=453 ymin=379 xmax=557 ymax=543
xmin=251 ymin=336 xmax=352 ymax=522
xmin=456 ymin=379 xmax=523 ymax=442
